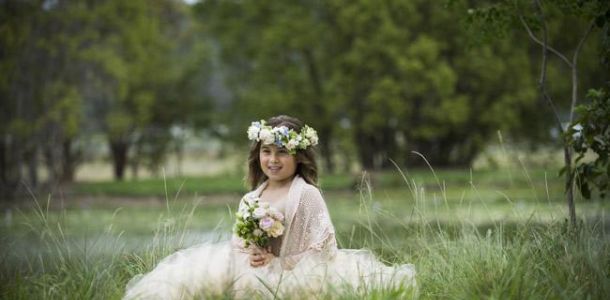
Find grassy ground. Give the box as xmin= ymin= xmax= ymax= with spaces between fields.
xmin=66 ymin=166 xmax=559 ymax=196
xmin=1 ymin=167 xmax=609 ymax=299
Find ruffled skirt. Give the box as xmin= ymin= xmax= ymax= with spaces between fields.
xmin=123 ymin=242 xmax=416 ymax=299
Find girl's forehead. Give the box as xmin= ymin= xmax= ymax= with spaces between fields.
xmin=260 ymin=144 xmax=285 ymax=150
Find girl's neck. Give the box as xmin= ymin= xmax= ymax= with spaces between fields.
xmin=266 ymin=175 xmax=295 ymax=190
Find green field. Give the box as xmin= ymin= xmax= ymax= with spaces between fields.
xmin=1 ymin=168 xmax=609 ymax=299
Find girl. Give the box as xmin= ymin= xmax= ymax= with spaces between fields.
xmin=124 ymin=115 xmax=416 ymax=299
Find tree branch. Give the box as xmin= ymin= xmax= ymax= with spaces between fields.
xmin=518 ymin=15 xmax=573 ymax=68
xmin=520 ymin=4 xmax=563 ymax=132
xmin=569 ymin=19 xmax=596 ymax=122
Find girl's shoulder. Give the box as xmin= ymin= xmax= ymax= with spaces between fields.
xmin=299 ymin=180 xmax=324 ymax=201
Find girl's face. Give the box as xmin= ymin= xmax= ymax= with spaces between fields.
xmin=259 ymin=144 xmax=297 ymax=186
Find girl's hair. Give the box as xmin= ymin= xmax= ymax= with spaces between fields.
xmin=246 ymin=115 xmax=318 ymax=190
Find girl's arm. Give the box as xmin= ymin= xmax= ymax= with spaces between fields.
xmin=280 ymin=185 xmax=338 ymax=270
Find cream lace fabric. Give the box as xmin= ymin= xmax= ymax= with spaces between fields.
xmin=124 ymin=176 xmax=416 ymax=299
xmin=240 ymin=176 xmax=338 ymax=270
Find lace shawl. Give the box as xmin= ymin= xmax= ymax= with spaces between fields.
xmin=232 ymin=175 xmax=338 ymax=270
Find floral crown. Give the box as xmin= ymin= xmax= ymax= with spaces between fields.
xmin=247 ymin=120 xmax=319 ymax=154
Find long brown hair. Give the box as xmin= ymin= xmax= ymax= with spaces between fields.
xmin=246 ymin=115 xmax=318 ymax=190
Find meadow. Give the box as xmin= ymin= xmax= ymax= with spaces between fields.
xmin=1 ymin=165 xmax=608 ymax=299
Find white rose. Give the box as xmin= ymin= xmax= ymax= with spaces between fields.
xmin=253 ymin=229 xmax=263 ymax=237
xmin=253 ymin=207 xmax=267 ymax=219
xmin=259 ymin=129 xmax=275 ymax=144
xmin=238 ymin=201 xmax=247 ymax=212
xmin=259 ymin=201 xmax=270 ymax=209
xmin=269 ymin=221 xmax=285 ymax=237
xmin=245 ymin=195 xmax=259 ymax=205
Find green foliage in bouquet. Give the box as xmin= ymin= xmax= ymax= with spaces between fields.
xmin=233 ymin=196 xmax=284 ymax=248
xmin=234 ymin=212 xmax=270 ymax=248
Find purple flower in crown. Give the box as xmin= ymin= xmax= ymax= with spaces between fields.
xmin=278 ymin=126 xmax=289 ymax=137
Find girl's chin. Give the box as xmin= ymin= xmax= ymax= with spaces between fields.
xmin=265 ymin=173 xmax=292 ymax=182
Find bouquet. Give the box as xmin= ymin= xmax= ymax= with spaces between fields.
xmin=233 ymin=195 xmax=285 ymax=248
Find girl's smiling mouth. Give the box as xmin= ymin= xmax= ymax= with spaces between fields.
xmin=267 ymin=166 xmax=282 ymax=172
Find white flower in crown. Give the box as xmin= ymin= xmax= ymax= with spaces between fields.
xmin=303 ymin=126 xmax=318 ymax=146
xmin=309 ymin=135 xmax=318 ymax=146
xmin=247 ymin=122 xmax=261 ymax=140
xmin=259 ymin=128 xmax=275 ymax=145
xmin=300 ymin=136 xmax=310 ymax=148
xmin=286 ymin=138 xmax=299 ymax=151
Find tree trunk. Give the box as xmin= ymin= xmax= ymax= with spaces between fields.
xmin=563 ymin=146 xmax=577 ymax=226
xmin=26 ymin=146 xmax=39 ymax=188
xmin=319 ymin=129 xmax=335 ymax=173
xmin=43 ymin=141 xmax=61 ymax=187
xmin=110 ymin=140 xmax=129 ymax=181
xmin=60 ymin=138 xmax=78 ymax=183
xmin=356 ymin=131 xmax=375 ymax=170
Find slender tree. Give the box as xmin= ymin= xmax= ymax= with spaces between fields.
xmin=462 ymin=0 xmax=609 ymax=226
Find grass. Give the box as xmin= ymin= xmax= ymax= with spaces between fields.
xmin=1 ymin=166 xmax=609 ymax=299
xmin=68 ymin=167 xmax=561 ymax=197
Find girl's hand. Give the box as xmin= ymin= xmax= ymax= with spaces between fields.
xmin=248 ymin=246 xmax=273 ymax=268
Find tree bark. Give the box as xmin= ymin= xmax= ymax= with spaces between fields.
xmin=563 ymin=146 xmax=576 ymax=226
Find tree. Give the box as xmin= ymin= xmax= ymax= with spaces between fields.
xmin=324 ymin=0 xmax=540 ymax=168
xmin=195 ymin=0 xmax=339 ymax=172
xmin=196 ymin=0 xmax=545 ymax=172
xmin=1 ymin=0 xmax=209 ymax=201
xmin=1 ymin=0 xmax=88 ymax=199
xmin=82 ymin=0 xmax=200 ymax=180
xmin=461 ymin=0 xmax=609 ymax=226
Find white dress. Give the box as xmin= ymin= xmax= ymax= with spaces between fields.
xmin=123 ymin=176 xmax=416 ymax=299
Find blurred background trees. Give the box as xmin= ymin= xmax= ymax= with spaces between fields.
xmin=1 ymin=0 xmax=607 ymax=201
xmin=1 ymin=0 xmax=212 ymax=200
